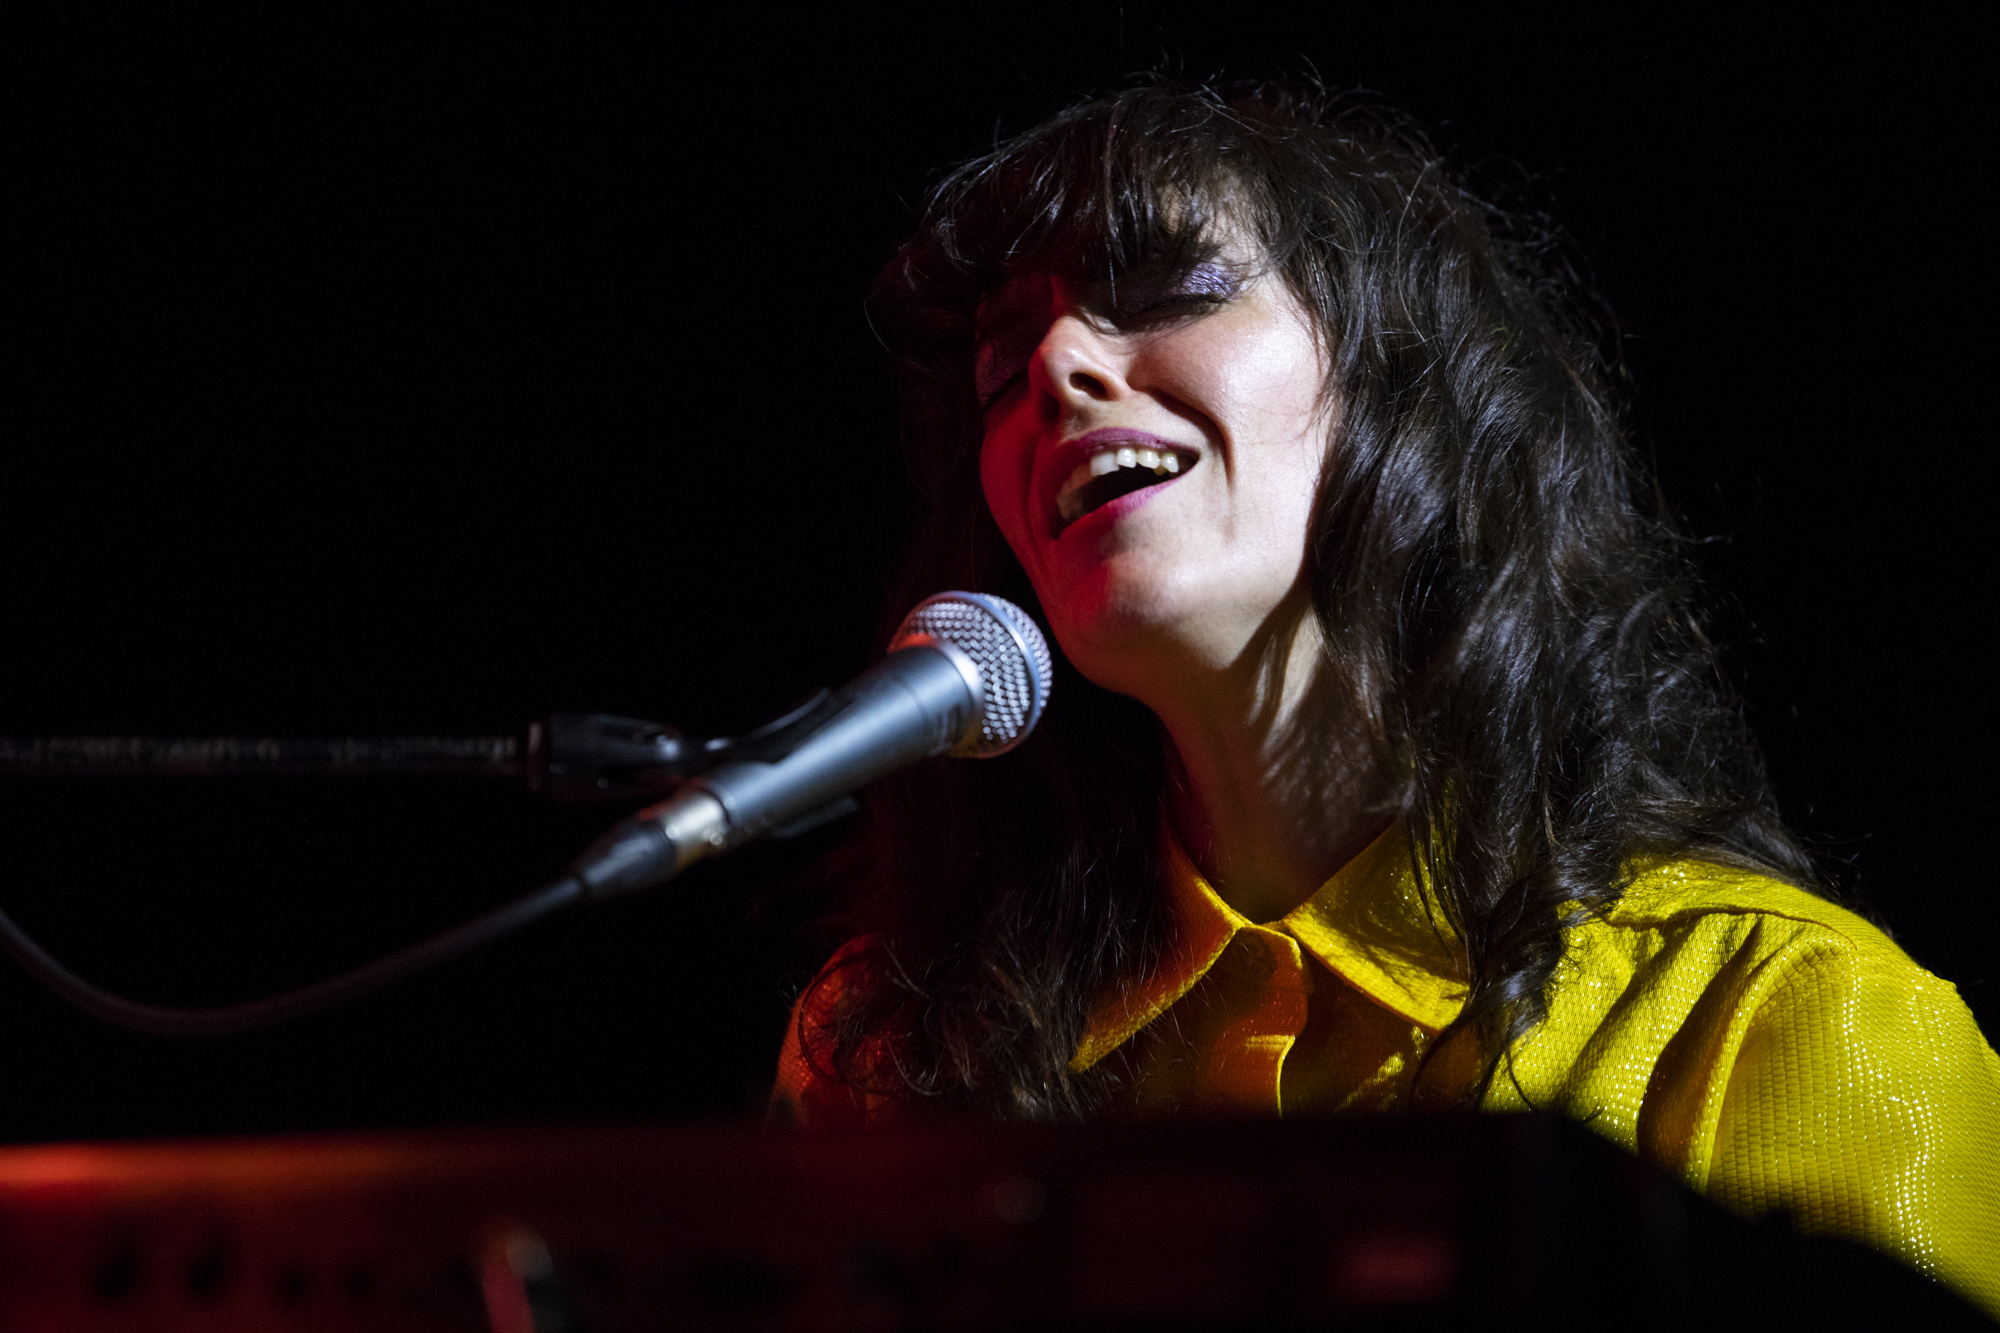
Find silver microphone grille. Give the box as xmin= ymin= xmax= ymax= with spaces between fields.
xmin=890 ymin=592 xmax=1053 ymax=757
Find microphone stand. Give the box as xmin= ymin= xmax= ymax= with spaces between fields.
xmin=0 ymin=694 xmax=852 ymax=1035
xmin=0 ymin=693 xmax=838 ymax=803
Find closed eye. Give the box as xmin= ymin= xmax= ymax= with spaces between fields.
xmin=975 ymin=341 xmax=1033 ymax=411
xmin=1111 ymin=262 xmax=1242 ymax=326
xmin=975 ymin=276 xmax=1056 ymax=411
xmin=1128 ymin=291 xmax=1228 ymax=321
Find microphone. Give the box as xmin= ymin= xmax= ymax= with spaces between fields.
xmin=568 ymin=592 xmax=1052 ymax=900
xmin=0 ymin=591 xmax=1051 ymax=1036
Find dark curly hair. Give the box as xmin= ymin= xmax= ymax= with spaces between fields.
xmin=800 ymin=79 xmax=1820 ymax=1119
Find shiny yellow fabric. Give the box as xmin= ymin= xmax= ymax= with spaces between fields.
xmin=773 ymin=825 xmax=2000 ymax=1314
xmin=1069 ymin=826 xmax=2000 ymax=1316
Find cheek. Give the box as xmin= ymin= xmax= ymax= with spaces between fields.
xmin=1220 ymin=332 xmax=1323 ymax=436
xmin=1192 ymin=319 xmax=1329 ymax=568
xmin=1244 ymin=423 xmax=1329 ymax=580
xmin=1172 ymin=308 xmax=1319 ymax=431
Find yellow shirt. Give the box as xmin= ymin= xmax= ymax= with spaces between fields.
xmin=1070 ymin=826 xmax=2000 ymax=1316
xmin=774 ymin=825 xmax=2000 ymax=1314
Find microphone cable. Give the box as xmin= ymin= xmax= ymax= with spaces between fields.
xmin=0 ymin=877 xmax=586 ymax=1037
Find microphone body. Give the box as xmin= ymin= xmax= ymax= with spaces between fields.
xmin=571 ymin=592 xmax=1049 ymax=900
xmin=570 ymin=644 xmax=979 ymax=900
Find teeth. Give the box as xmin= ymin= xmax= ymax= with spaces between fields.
xmin=1054 ymin=445 xmax=1194 ymax=525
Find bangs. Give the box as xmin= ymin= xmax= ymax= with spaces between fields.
xmin=879 ymin=87 xmax=1297 ymax=349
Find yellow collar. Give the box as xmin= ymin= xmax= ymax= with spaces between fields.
xmin=1072 ymin=821 xmax=1469 ymax=1072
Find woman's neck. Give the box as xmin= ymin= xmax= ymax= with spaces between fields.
xmin=1150 ymin=597 xmax=1392 ymax=923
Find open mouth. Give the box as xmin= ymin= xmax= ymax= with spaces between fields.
xmin=1054 ymin=444 xmax=1199 ymax=532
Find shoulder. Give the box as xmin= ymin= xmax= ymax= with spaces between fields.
xmin=1515 ymin=860 xmax=1970 ymax=1126
xmin=1548 ymin=856 xmax=1996 ymax=1142
xmin=1610 ymin=863 xmax=2000 ymax=1314
xmin=1608 ymin=858 xmax=1875 ymax=942
xmin=1595 ymin=856 xmax=1999 ymax=1169
xmin=1594 ymin=858 xmax=1949 ymax=999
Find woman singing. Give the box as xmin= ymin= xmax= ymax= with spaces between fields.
xmin=770 ymin=81 xmax=1999 ymax=1311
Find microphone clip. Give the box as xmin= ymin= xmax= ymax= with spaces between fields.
xmin=525 ymin=689 xmax=847 ymax=804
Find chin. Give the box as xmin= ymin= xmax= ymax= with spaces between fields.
xmin=1039 ymin=560 xmax=1204 ymax=693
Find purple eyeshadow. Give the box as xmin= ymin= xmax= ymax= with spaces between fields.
xmin=1176 ymin=263 xmax=1240 ymax=299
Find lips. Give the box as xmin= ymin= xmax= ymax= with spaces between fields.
xmin=1046 ymin=431 xmax=1200 ymax=535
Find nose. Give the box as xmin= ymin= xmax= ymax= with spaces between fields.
xmin=1031 ymin=311 xmax=1131 ymax=410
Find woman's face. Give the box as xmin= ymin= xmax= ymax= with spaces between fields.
xmin=977 ymin=248 xmax=1332 ymax=702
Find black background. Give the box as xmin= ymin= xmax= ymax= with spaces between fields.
xmin=0 ymin=8 xmax=1988 ymax=1144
